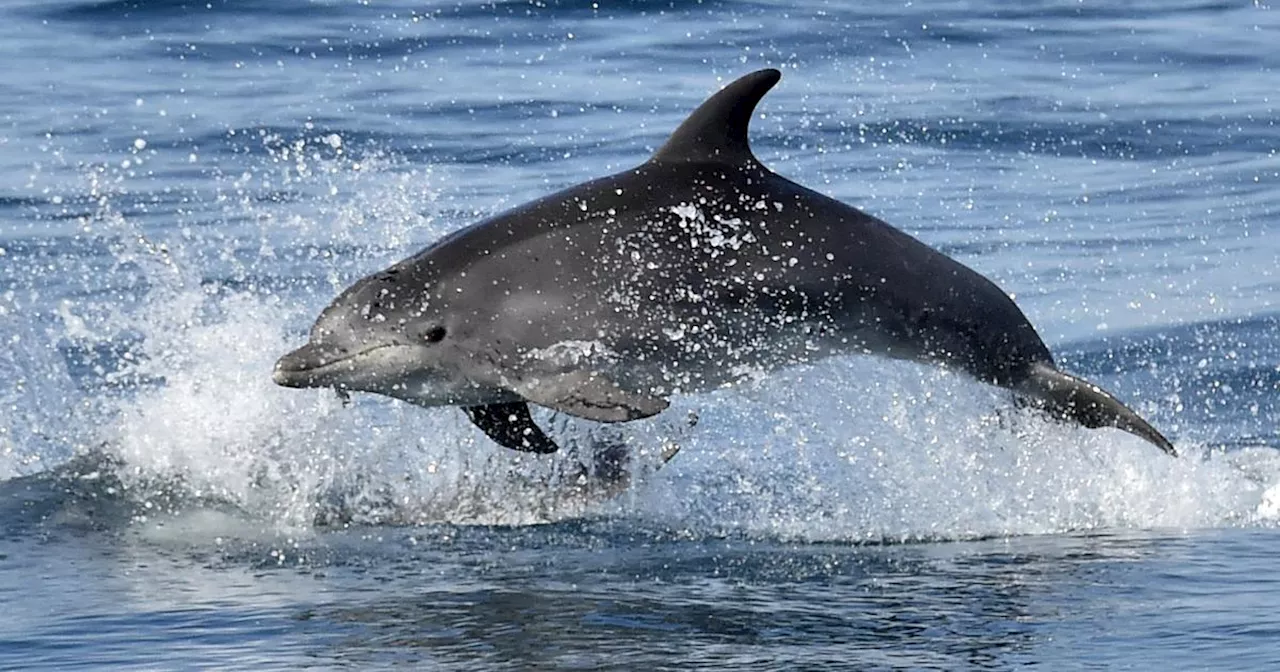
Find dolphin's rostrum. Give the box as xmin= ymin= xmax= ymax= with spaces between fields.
xmin=274 ymin=69 xmax=1177 ymax=457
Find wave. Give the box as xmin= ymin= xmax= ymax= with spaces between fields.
xmin=3 ymin=93 xmax=1277 ymax=547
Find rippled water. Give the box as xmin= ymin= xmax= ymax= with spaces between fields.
xmin=2 ymin=0 xmax=1279 ymax=668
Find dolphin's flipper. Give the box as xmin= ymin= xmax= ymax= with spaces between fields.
xmin=463 ymin=402 xmax=560 ymax=453
xmin=1015 ymin=362 xmax=1177 ymax=456
xmin=516 ymin=371 xmax=669 ymax=423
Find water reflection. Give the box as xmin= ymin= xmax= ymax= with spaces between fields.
xmin=314 ymin=528 xmax=1177 ymax=669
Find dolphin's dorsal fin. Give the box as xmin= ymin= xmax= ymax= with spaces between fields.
xmin=651 ymin=68 xmax=781 ymax=165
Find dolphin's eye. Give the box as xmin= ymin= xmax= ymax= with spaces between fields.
xmin=424 ymin=326 xmax=447 ymax=343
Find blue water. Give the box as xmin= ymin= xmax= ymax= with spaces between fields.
xmin=2 ymin=0 xmax=1279 ymax=668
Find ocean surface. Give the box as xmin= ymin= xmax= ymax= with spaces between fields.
xmin=2 ymin=0 xmax=1279 ymax=669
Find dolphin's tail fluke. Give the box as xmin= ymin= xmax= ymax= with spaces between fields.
xmin=1014 ymin=362 xmax=1177 ymax=456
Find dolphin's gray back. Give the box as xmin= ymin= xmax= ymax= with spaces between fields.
xmin=400 ymin=160 xmax=1052 ymax=391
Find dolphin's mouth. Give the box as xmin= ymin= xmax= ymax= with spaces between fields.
xmin=272 ymin=342 xmax=406 ymax=389
xmin=272 ymin=341 xmax=508 ymax=407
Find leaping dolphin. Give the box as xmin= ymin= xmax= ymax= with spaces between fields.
xmin=273 ymin=69 xmax=1176 ymax=457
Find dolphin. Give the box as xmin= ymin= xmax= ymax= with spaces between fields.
xmin=273 ymin=69 xmax=1176 ymax=457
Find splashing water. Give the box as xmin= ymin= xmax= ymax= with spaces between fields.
xmin=8 ymin=125 xmax=1280 ymax=544
xmin=634 ymin=362 xmax=1280 ymax=542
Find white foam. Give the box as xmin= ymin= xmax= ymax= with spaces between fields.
xmin=622 ymin=360 xmax=1280 ymax=541
xmin=42 ymin=132 xmax=1280 ymax=543
xmin=100 ymin=276 xmax=1280 ymax=542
